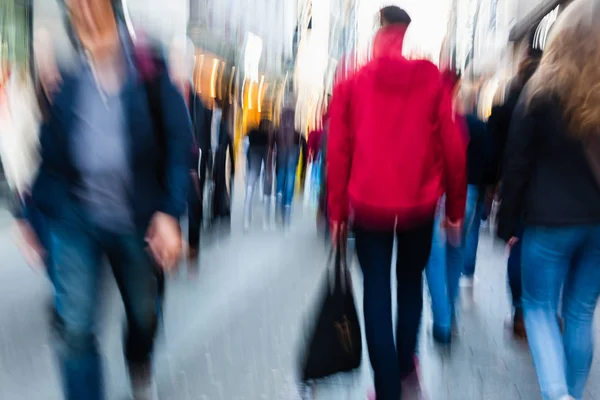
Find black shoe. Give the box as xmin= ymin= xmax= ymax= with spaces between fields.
xmin=513 ymin=308 xmax=527 ymax=340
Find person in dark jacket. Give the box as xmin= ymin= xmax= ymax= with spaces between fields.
xmin=212 ymin=99 xmax=235 ymax=226
xmin=243 ymin=119 xmax=273 ymax=230
xmin=275 ymin=107 xmax=304 ymax=228
xmin=497 ymin=2 xmax=600 ymax=398
xmin=187 ymin=85 xmax=204 ymax=263
xmin=18 ymin=1 xmax=193 ymax=399
xmin=425 ymin=78 xmax=489 ymax=345
xmin=462 ymin=113 xmax=491 ymax=279
xmin=487 ymin=48 xmax=541 ymax=338
xmin=188 ymin=94 xmax=235 ymax=235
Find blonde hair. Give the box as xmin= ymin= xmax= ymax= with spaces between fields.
xmin=526 ymin=0 xmax=600 ymax=139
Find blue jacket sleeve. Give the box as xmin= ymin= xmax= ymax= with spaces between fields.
xmin=157 ymin=72 xmax=193 ymax=219
xmin=31 ymin=111 xmax=70 ymax=220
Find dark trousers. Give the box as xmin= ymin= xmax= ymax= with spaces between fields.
xmin=507 ymin=226 xmax=524 ymax=310
xmin=213 ymin=146 xmax=232 ymax=221
xmin=25 ymin=197 xmax=54 ymax=283
xmin=354 ymin=221 xmax=434 ymax=400
xmin=188 ymin=156 xmax=207 ymax=251
xmin=51 ymin=212 xmax=159 ymax=400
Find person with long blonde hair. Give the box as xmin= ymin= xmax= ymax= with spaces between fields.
xmin=497 ymin=1 xmax=600 ymax=399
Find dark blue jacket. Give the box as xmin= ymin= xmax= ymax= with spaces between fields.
xmin=31 ymin=65 xmax=193 ymax=232
xmin=466 ymin=113 xmax=493 ymax=186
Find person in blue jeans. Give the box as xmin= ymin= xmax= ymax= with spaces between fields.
xmin=274 ymin=107 xmax=304 ymax=227
xmin=426 ymin=86 xmax=491 ymax=343
xmin=498 ymin=3 xmax=600 ymax=398
xmin=462 ymin=189 xmax=485 ymax=279
xmin=488 ymin=45 xmax=542 ymax=338
xmin=426 ymin=185 xmax=481 ymax=343
xmin=461 ymin=110 xmax=492 ymax=284
xmin=19 ymin=2 xmax=192 ymax=399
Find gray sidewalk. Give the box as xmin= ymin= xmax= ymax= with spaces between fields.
xmin=0 ymin=205 xmax=598 ymax=399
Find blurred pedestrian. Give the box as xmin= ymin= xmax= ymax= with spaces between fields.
xmin=487 ymin=48 xmax=541 ymax=339
xmin=243 ymin=119 xmax=273 ymax=230
xmin=426 ymin=77 xmax=491 ymax=344
xmin=327 ymin=6 xmax=466 ymax=399
xmin=498 ymin=1 xmax=600 ymax=399
xmin=275 ymin=107 xmax=303 ymax=228
xmin=187 ymin=61 xmax=209 ymax=262
xmin=17 ymin=1 xmax=193 ymax=399
xmin=210 ymin=98 xmax=235 ymax=230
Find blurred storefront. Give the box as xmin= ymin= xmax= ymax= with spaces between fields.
xmin=1 ymin=0 xmax=32 ymax=70
xmin=509 ymin=0 xmax=570 ymax=59
xmin=443 ymin=0 xmax=571 ymax=120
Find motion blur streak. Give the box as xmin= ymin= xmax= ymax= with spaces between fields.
xmin=0 ymin=0 xmax=599 ymax=399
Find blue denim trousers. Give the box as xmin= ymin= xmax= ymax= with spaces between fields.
xmin=354 ymin=221 xmax=434 ymax=400
xmin=276 ymin=147 xmax=299 ymax=207
xmin=521 ymin=225 xmax=600 ymax=400
xmin=25 ymin=199 xmax=54 ymax=284
xmin=463 ymin=185 xmax=485 ymax=277
xmin=51 ymin=211 xmax=159 ymax=400
xmin=426 ymin=185 xmax=481 ymax=334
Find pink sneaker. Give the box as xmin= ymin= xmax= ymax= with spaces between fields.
xmin=366 ymin=388 xmax=376 ymax=400
xmin=402 ymin=356 xmax=427 ymax=400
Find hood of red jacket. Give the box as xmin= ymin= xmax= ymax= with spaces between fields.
xmin=370 ymin=26 xmax=436 ymax=91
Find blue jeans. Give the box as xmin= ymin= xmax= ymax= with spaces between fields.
xmin=51 ymin=212 xmax=159 ymax=400
xmin=276 ymin=147 xmax=299 ymax=207
xmin=463 ymin=185 xmax=485 ymax=277
xmin=26 ymin=199 xmax=54 ymax=284
xmin=354 ymin=221 xmax=434 ymax=400
xmin=426 ymin=186 xmax=480 ymax=334
xmin=522 ymin=225 xmax=600 ymax=400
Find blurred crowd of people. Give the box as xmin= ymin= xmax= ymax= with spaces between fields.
xmin=325 ymin=2 xmax=600 ymax=400
xmin=1 ymin=0 xmax=600 ymax=400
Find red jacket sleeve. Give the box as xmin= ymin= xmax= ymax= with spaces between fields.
xmin=436 ymin=85 xmax=467 ymax=222
xmin=327 ymin=79 xmax=353 ymax=223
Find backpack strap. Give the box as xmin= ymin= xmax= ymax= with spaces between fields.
xmin=134 ymin=41 xmax=168 ymax=185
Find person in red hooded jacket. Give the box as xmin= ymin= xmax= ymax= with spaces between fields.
xmin=327 ymin=6 xmax=466 ymax=400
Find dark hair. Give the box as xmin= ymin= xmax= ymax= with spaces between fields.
xmin=258 ymin=119 xmax=271 ymax=133
xmin=380 ymin=6 xmax=412 ymax=27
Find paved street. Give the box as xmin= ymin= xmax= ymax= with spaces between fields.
xmin=0 ymin=198 xmax=599 ymax=400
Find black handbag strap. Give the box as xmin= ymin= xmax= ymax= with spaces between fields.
xmin=329 ymin=232 xmax=350 ymax=295
xmin=144 ymin=72 xmax=166 ymax=155
xmin=139 ymin=53 xmax=168 ymax=188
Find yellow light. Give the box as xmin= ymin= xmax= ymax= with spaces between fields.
xmin=210 ymin=58 xmax=219 ymax=99
xmin=258 ymin=75 xmax=265 ymax=113
xmin=218 ymin=60 xmax=225 ymax=100
xmin=229 ymin=66 xmax=236 ymax=104
xmin=196 ymin=53 xmax=204 ymax=93
xmin=248 ymin=81 xmax=254 ymax=110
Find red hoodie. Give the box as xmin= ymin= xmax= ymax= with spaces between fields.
xmin=327 ymin=26 xmax=467 ymax=230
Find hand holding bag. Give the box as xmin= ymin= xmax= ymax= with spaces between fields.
xmin=300 ymin=236 xmax=362 ymax=381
